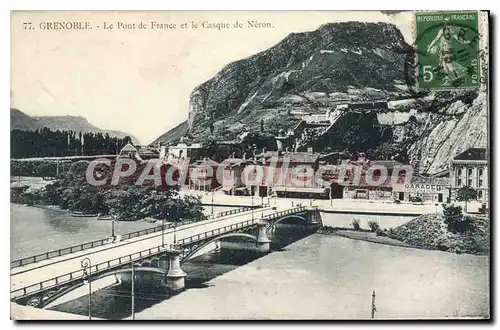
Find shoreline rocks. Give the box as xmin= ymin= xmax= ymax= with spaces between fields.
xmin=318 ymin=213 xmax=489 ymax=256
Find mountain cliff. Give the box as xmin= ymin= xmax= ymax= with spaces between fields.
xmin=153 ymin=21 xmax=488 ymax=175
xmin=11 ymin=108 xmax=139 ymax=143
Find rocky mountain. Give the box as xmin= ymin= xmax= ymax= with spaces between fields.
xmin=11 ymin=108 xmax=139 ymax=143
xmin=154 ymin=21 xmax=488 ymax=175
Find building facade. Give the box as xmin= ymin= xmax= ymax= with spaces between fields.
xmin=221 ymin=158 xmax=250 ymax=196
xmin=162 ymin=139 xmax=203 ymax=162
xmin=450 ymin=148 xmax=488 ymax=203
xmin=392 ymin=176 xmax=450 ymax=203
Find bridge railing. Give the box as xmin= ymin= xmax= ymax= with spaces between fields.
xmin=261 ymin=206 xmax=307 ymax=222
xmin=10 ymin=205 xmax=261 ymax=269
xmin=11 ymin=217 xmax=263 ymax=300
xmin=10 ymin=237 xmax=112 ymax=269
xmin=176 ymin=218 xmax=260 ymax=247
xmin=10 ymin=243 xmax=172 ymax=299
xmin=11 ymin=206 xmax=301 ymax=299
xmin=206 ymin=204 xmax=267 ymax=220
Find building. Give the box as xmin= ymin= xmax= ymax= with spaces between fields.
xmin=392 ymin=176 xmax=450 ymax=203
xmin=118 ymin=144 xmax=159 ymax=162
xmin=117 ymin=143 xmax=142 ymax=161
xmin=252 ymin=151 xmax=329 ymax=198
xmin=339 ymin=160 xmax=407 ymax=201
xmin=136 ymin=146 xmax=159 ymax=160
xmin=450 ymin=148 xmax=488 ymax=203
xmin=188 ymin=158 xmax=220 ymax=191
xmin=221 ymin=158 xmax=251 ymax=196
xmin=162 ymin=138 xmax=203 ymax=162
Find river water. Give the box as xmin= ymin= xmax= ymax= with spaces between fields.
xmin=11 ymin=204 xmax=489 ymax=319
xmin=135 ymin=234 xmax=489 ymax=320
xmin=10 ymin=203 xmax=236 ymax=260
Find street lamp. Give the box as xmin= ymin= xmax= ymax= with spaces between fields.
xmin=111 ymin=215 xmax=116 ymax=239
xmin=162 ymin=210 xmax=169 ymax=248
xmin=251 ymin=190 xmax=254 ymax=220
xmin=174 ymin=222 xmax=177 ymax=245
xmin=131 ymin=260 xmax=136 ymax=320
xmin=80 ymin=257 xmax=92 ymax=320
xmin=261 ymin=195 xmax=264 ymax=218
xmin=211 ymin=190 xmax=214 ymax=215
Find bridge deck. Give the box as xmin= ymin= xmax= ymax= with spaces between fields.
xmin=11 ymin=206 xmax=298 ymax=299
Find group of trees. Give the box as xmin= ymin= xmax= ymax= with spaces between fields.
xmin=11 ymin=160 xmax=73 ymax=177
xmin=442 ymin=186 xmax=480 ymax=234
xmin=11 ymin=128 xmax=132 ymax=159
xmin=41 ymin=160 xmax=206 ymax=222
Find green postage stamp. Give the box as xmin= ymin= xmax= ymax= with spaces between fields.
xmin=415 ymin=11 xmax=481 ymax=90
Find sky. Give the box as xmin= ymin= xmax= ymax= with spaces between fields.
xmin=11 ymin=11 xmax=414 ymax=144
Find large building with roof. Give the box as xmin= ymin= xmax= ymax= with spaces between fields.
xmin=250 ymin=151 xmax=330 ymax=198
xmin=450 ymin=147 xmax=488 ymax=204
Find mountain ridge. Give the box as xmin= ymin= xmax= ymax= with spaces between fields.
xmin=152 ymin=21 xmax=487 ymax=175
xmin=11 ymin=108 xmax=139 ymax=144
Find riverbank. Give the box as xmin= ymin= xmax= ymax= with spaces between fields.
xmin=317 ymin=212 xmax=490 ymax=256
xmin=318 ymin=227 xmax=412 ymax=249
xmin=389 ymin=213 xmax=489 ymax=255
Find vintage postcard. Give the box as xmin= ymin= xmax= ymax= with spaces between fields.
xmin=10 ymin=10 xmax=490 ymax=320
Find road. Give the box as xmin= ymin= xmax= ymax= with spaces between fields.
xmin=179 ymin=189 xmax=471 ymax=215
xmin=11 ymin=206 xmax=277 ymax=298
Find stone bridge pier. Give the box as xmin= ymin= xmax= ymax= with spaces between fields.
xmin=256 ymin=223 xmax=271 ymax=253
xmin=163 ymin=249 xmax=187 ymax=292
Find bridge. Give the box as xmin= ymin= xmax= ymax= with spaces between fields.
xmin=11 ymin=205 xmax=322 ymax=309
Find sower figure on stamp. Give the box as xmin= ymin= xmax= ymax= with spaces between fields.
xmin=427 ymin=18 xmax=471 ymax=86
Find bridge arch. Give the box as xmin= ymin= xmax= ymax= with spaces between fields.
xmin=181 ymin=232 xmax=258 ymax=262
xmin=38 ymin=267 xmax=166 ymax=309
xmin=267 ymin=214 xmax=308 ymax=231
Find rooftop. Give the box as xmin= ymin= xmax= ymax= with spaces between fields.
xmin=120 ymin=143 xmax=137 ymax=152
xmin=453 ymin=148 xmax=487 ymax=161
xmin=256 ymin=151 xmax=320 ymax=164
xmin=192 ymin=158 xmax=220 ymax=167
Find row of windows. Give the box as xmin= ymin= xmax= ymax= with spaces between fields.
xmin=456 ymin=167 xmax=485 ymax=187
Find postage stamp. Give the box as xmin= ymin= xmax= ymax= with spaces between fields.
xmin=414 ymin=11 xmax=481 ymax=90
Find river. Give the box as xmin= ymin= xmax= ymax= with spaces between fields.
xmin=11 ymin=204 xmax=489 ymax=319
xmin=135 ymin=234 xmax=489 ymax=320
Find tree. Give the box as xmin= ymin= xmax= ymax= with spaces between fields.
xmin=367 ymin=220 xmax=380 ymax=232
xmin=442 ymin=204 xmax=473 ymax=233
xmin=260 ymin=119 xmax=264 ymax=132
xmin=456 ymin=186 xmax=478 ymax=213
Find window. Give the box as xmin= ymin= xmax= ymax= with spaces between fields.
xmin=456 ymin=167 xmax=462 ymax=186
xmin=478 ymin=168 xmax=484 ymax=187
xmin=478 ymin=190 xmax=483 ymax=200
xmin=467 ymin=168 xmax=473 ymax=187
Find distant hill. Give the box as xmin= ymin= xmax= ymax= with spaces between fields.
xmin=11 ymin=108 xmax=139 ymax=143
